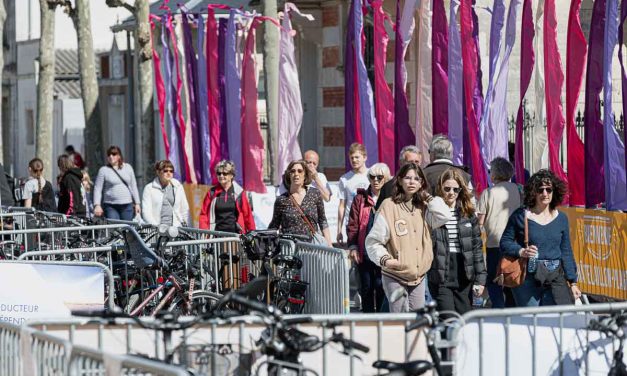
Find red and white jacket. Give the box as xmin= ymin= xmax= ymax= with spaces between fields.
xmin=198 ymin=182 xmax=255 ymax=233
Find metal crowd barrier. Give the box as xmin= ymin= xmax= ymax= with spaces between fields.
xmin=0 ymin=321 xmax=187 ymax=375
xmin=294 ymin=241 xmax=351 ymax=314
xmin=24 ymin=312 xmax=430 ymax=376
xmin=451 ymin=301 xmax=627 ymax=376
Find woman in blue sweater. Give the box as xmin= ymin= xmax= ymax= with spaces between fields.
xmin=500 ymin=169 xmax=581 ymax=306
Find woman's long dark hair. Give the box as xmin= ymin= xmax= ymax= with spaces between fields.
xmin=392 ymin=163 xmax=429 ymax=209
xmin=523 ymin=169 xmax=567 ymax=210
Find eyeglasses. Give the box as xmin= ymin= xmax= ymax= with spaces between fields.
xmin=369 ymin=174 xmax=384 ymax=181
xmin=289 ymin=169 xmax=304 ymax=174
xmin=160 ymin=169 xmax=174 ymax=174
xmin=216 ymin=171 xmax=231 ymax=176
xmin=538 ymin=187 xmax=553 ymax=194
xmin=443 ymin=186 xmax=462 ymax=194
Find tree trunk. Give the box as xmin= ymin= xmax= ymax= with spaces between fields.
xmin=73 ymin=0 xmax=103 ymax=173
xmin=0 ymin=0 xmax=6 ymax=165
xmin=262 ymin=0 xmax=279 ymax=184
xmin=135 ymin=0 xmax=154 ymax=186
xmin=36 ymin=0 xmax=56 ymax=179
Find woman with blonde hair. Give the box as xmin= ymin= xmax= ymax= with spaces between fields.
xmin=23 ymin=158 xmax=56 ymax=212
xmin=428 ymin=168 xmax=486 ymax=314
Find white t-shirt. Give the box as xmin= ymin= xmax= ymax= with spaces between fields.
xmin=22 ymin=177 xmax=46 ymax=200
xmin=477 ymin=181 xmax=523 ymax=248
xmin=277 ymin=172 xmax=333 ymax=198
xmin=338 ymin=170 xmax=370 ymax=228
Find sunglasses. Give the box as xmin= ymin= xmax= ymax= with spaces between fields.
xmin=369 ymin=174 xmax=384 ymax=181
xmin=108 ymin=153 xmax=119 ymax=156
xmin=216 ymin=171 xmax=231 ymax=176
xmin=443 ymin=187 xmax=462 ymax=194
xmin=160 ymin=169 xmax=174 ymax=174
xmin=538 ymin=187 xmax=553 ymax=194
xmin=289 ymin=169 xmax=304 ymax=174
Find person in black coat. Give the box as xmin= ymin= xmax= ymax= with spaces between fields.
xmin=374 ymin=145 xmax=422 ymax=210
xmin=428 ymin=168 xmax=486 ymax=315
xmin=57 ymin=155 xmax=86 ymax=217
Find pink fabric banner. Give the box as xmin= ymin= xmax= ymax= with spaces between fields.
xmin=206 ymin=7 xmax=221 ymax=185
xmin=514 ymin=0 xmax=534 ymax=183
xmin=150 ymin=18 xmax=170 ymax=157
xmin=432 ymin=0 xmax=449 ymax=136
xmin=460 ymin=0 xmax=488 ymax=193
xmin=543 ymin=0 xmax=569 ymax=195
xmin=167 ymin=15 xmax=191 ymax=182
xmin=241 ymin=17 xmax=272 ymax=194
xmin=372 ymin=0 xmax=395 ymax=170
xmin=565 ymin=0 xmax=587 ymax=205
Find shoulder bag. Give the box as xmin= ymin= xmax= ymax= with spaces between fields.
xmin=289 ymin=194 xmax=327 ymax=246
xmin=494 ymin=212 xmax=529 ymax=288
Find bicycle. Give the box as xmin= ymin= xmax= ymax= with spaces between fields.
xmin=587 ymin=312 xmax=627 ymax=376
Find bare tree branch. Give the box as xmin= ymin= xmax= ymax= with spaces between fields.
xmin=105 ymin=0 xmax=136 ymax=14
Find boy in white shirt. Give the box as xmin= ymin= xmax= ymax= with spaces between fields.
xmin=337 ymin=143 xmax=370 ymax=245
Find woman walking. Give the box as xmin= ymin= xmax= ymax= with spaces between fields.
xmin=428 ymin=169 xmax=486 ymax=314
xmin=142 ymin=160 xmax=190 ymax=227
xmin=365 ymin=163 xmax=451 ymax=312
xmin=93 ymin=146 xmax=141 ymax=221
xmin=500 ymin=169 xmax=581 ymax=306
xmin=23 ymin=158 xmax=56 ymax=212
xmin=57 ymin=155 xmax=86 ymax=217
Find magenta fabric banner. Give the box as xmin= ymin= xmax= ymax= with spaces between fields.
xmin=471 ymin=3 xmax=484 ymax=127
xmin=602 ymin=0 xmax=627 ymax=210
xmin=218 ymin=19 xmax=229 ymax=166
xmin=394 ymin=0 xmax=414 ymax=172
xmin=565 ymin=0 xmax=587 ymax=205
xmin=543 ymin=0 xmax=569 ymax=191
xmin=584 ymin=0 xmax=606 ymax=207
xmin=161 ymin=18 xmax=182 ymax=181
xmin=225 ymin=10 xmax=243 ymax=185
xmin=460 ymin=0 xmax=488 ymax=193
xmin=206 ymin=8 xmax=221 ymax=184
xmin=167 ymin=15 xmax=191 ymax=182
xmin=432 ymin=0 xmax=449 ymax=137
xmin=150 ymin=18 xmax=169 ymax=158
xmin=448 ymin=0 xmax=464 ymax=164
xmin=344 ymin=0 xmax=360 ymax=171
xmin=372 ymin=0 xmax=395 ymax=171
xmin=514 ymin=0 xmax=534 ymax=184
xmin=181 ymin=11 xmax=201 ymax=184
xmin=241 ymin=17 xmax=270 ymax=194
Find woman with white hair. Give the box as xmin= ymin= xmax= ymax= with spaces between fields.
xmin=347 ymin=163 xmax=391 ymax=312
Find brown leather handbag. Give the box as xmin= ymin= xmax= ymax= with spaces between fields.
xmin=494 ymin=212 xmax=529 ymax=288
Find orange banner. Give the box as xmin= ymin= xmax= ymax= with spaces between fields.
xmin=183 ymin=184 xmax=210 ymax=228
xmin=562 ymin=207 xmax=627 ymax=300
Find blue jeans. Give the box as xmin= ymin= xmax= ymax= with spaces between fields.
xmin=486 ymin=247 xmax=505 ymax=308
xmin=512 ymin=273 xmax=556 ymax=307
xmin=103 ymin=203 xmax=134 ymax=221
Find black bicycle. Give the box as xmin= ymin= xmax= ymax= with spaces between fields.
xmin=588 ymin=312 xmax=627 ymax=376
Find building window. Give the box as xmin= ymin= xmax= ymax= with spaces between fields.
xmin=25 ymin=109 xmax=35 ymax=146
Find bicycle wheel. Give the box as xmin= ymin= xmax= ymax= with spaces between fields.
xmin=168 ymin=290 xmax=223 ymax=315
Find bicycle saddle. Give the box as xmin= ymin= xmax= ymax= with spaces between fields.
xmin=122 ymin=227 xmax=167 ymax=270
xmin=372 ymin=360 xmax=433 ymax=375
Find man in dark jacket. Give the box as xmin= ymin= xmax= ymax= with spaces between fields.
xmin=0 ymin=163 xmax=16 ymax=207
xmin=374 ymin=145 xmax=422 ymax=210
xmin=423 ymin=135 xmax=474 ymax=197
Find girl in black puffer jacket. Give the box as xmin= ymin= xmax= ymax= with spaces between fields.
xmin=428 ymin=168 xmax=486 ymax=315
xmin=57 ymin=155 xmax=86 ymax=217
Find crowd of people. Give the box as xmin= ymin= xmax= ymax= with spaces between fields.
xmin=20 ymin=136 xmax=581 ymax=314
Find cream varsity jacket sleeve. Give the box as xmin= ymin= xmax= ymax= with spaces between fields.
xmin=365 ymin=212 xmax=391 ymax=267
xmin=424 ymin=196 xmax=453 ymax=229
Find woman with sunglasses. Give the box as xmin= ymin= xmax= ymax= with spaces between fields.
xmin=500 ymin=169 xmax=581 ymax=306
xmin=268 ymin=160 xmax=332 ymax=246
xmin=93 ymin=146 xmax=141 ymax=221
xmin=365 ymin=163 xmax=451 ymax=312
xmin=141 ymin=160 xmax=190 ymax=227
xmin=428 ymin=168 xmax=486 ymax=314
xmin=347 ymin=163 xmax=390 ymax=312
xmin=199 ymin=160 xmax=255 ymax=233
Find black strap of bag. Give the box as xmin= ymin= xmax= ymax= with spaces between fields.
xmin=108 ymin=166 xmax=136 ymax=205
xmin=289 ymin=194 xmax=317 ymax=236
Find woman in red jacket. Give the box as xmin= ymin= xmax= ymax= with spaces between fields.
xmin=199 ymin=161 xmax=255 ymax=233
xmin=347 ymin=163 xmax=390 ymax=312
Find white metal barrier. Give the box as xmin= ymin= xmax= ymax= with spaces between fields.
xmin=452 ymin=301 xmax=627 ymax=376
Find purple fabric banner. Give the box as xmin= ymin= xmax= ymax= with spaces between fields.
xmin=471 ymin=2 xmax=485 ymax=127
xmin=432 ymin=0 xmax=449 ymax=137
xmin=448 ymin=0 xmax=464 ymax=164
xmin=225 ymin=10 xmax=243 ymax=184
xmin=620 ymin=0 xmax=627 ymax=178
xmin=514 ymin=0 xmax=534 ymax=184
xmin=218 ymin=19 xmax=229 ymax=162
xmin=162 ymin=20 xmax=182 ymax=182
xmin=394 ymin=0 xmax=414 ymax=171
xmin=181 ymin=11 xmax=201 ymax=184
xmin=480 ymin=0 xmax=506 ymax=166
xmin=584 ymin=0 xmax=607 ymax=207
xmin=196 ymin=14 xmax=211 ymax=185
xmin=603 ymin=0 xmax=627 ymax=210
xmin=344 ymin=0 xmax=358 ymax=171
xmin=354 ymin=0 xmax=378 ymax=164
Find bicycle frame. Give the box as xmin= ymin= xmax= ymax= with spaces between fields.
xmin=130 ymin=275 xmax=183 ymax=316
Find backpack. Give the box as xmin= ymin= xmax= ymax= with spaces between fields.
xmin=32 ymin=181 xmax=57 ymax=212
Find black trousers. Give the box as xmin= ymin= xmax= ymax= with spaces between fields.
xmin=429 ymin=252 xmax=473 ymax=316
